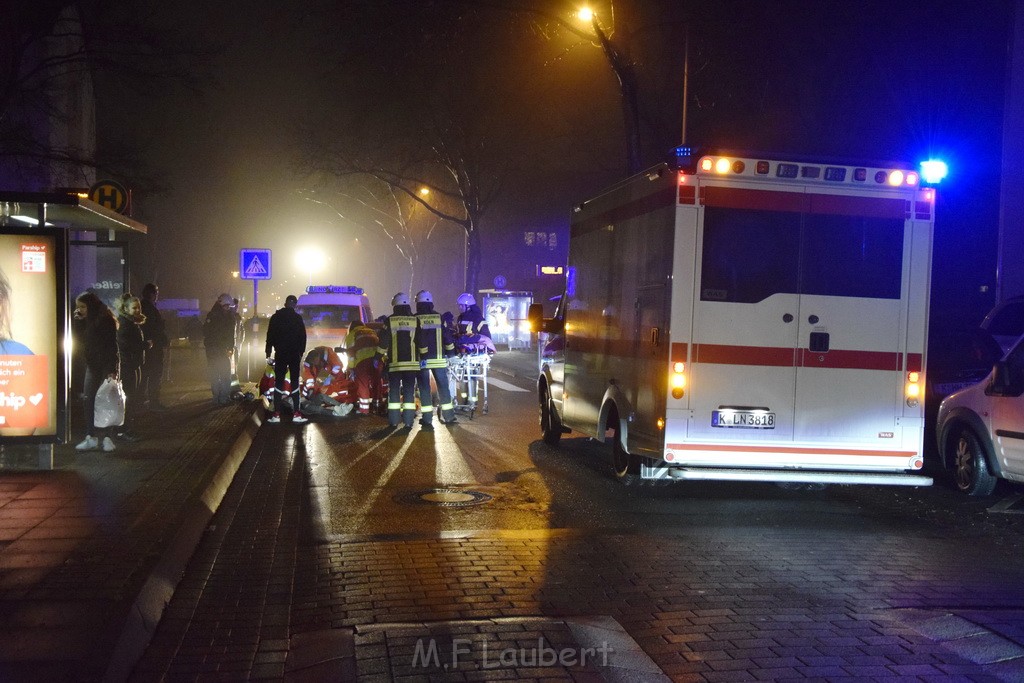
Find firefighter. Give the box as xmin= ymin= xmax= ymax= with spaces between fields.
xmin=377 ymin=292 xmax=419 ymax=429
xmin=415 ymin=290 xmax=456 ymax=429
xmin=455 ymin=292 xmax=495 ymax=354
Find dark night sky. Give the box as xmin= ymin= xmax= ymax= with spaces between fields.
xmin=102 ymin=0 xmax=1013 ymax=320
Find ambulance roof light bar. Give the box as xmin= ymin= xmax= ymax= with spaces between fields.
xmin=920 ymin=159 xmax=948 ymax=184
xmin=305 ymin=285 xmax=364 ymax=294
xmin=692 ymin=154 xmax=943 ymax=187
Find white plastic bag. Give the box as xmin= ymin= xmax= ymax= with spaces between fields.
xmin=94 ymin=377 xmax=126 ymax=428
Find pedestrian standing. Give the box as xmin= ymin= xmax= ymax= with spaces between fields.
xmin=346 ymin=320 xmax=382 ymax=415
xmin=414 ymin=290 xmax=456 ymax=428
xmin=203 ymin=293 xmax=236 ymax=405
xmin=140 ymin=283 xmax=169 ymax=410
xmin=265 ymin=294 xmax=308 ymax=423
xmin=115 ymin=293 xmax=147 ymax=442
xmin=73 ymin=291 xmax=119 ymax=452
xmin=377 ymin=292 xmax=419 ymax=429
xmin=228 ymin=298 xmax=245 ymax=399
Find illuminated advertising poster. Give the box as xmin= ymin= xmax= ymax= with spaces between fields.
xmin=0 ymin=229 xmax=64 ymax=439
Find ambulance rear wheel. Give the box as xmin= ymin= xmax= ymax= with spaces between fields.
xmin=610 ymin=417 xmax=641 ymax=485
xmin=540 ymin=387 xmax=562 ymax=446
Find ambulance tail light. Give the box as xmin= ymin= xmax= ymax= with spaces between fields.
xmin=670 ymin=361 xmax=686 ymax=399
xmin=905 ymin=371 xmax=921 ymax=407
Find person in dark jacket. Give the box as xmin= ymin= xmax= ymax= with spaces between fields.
xmin=204 ymin=293 xmax=237 ymax=405
xmin=74 ymin=291 xmax=120 ymax=452
xmin=265 ymin=294 xmax=308 ymax=423
xmin=140 ymin=283 xmax=169 ymax=410
xmin=115 ymin=293 xmax=147 ymax=441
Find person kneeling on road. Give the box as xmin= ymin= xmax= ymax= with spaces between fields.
xmin=265 ymin=294 xmax=307 ymax=423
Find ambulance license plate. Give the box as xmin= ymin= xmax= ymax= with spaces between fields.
xmin=712 ymin=410 xmax=775 ymax=429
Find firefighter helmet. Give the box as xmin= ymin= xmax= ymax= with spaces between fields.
xmin=391 ymin=292 xmax=410 ymax=307
xmin=415 ymin=290 xmax=433 ymax=304
xmin=457 ymin=292 xmax=475 ymax=307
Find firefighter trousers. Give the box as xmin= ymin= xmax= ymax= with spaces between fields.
xmin=354 ymin=358 xmax=384 ymax=414
xmin=418 ymin=366 xmax=455 ymax=424
xmin=387 ymin=369 xmax=418 ymax=428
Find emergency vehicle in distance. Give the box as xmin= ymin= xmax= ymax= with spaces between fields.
xmin=529 ymin=149 xmax=941 ymax=486
xmin=295 ymin=285 xmax=373 ymax=361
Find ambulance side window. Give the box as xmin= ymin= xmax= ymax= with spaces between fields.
xmin=700 ymin=207 xmax=800 ymax=303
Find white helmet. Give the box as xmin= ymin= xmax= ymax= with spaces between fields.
xmin=415 ymin=290 xmax=433 ymax=304
xmin=391 ymin=292 xmax=410 ymax=307
xmin=457 ymin=292 xmax=475 ymax=307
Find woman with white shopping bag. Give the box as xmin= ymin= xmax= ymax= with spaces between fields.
xmin=74 ymin=291 xmax=121 ymax=452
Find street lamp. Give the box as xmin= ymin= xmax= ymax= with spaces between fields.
xmin=295 ymin=246 xmax=326 ymax=287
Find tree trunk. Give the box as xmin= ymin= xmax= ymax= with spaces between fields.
xmin=465 ymin=225 xmax=481 ymax=294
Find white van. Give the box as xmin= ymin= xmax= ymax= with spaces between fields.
xmin=936 ymin=333 xmax=1024 ymax=495
xmin=295 ymin=285 xmax=373 ymax=355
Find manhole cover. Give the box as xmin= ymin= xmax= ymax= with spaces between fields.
xmin=397 ymin=488 xmax=493 ymax=507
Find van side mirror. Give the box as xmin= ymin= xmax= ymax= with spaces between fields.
xmin=528 ymin=303 xmax=544 ymax=332
xmin=528 ymin=302 xmax=563 ymax=334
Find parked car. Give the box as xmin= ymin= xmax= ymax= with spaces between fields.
xmin=924 ymin=328 xmax=1002 ymax=458
xmin=981 ymin=295 xmax=1024 ymax=354
xmin=936 ymin=332 xmax=1024 ymax=495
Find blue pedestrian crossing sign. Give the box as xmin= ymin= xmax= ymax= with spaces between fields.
xmin=239 ymin=249 xmax=272 ymax=280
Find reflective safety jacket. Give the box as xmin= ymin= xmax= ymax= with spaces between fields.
xmin=416 ymin=312 xmax=455 ymax=369
xmin=377 ymin=312 xmax=419 ymax=372
xmin=347 ymin=325 xmax=380 ymax=366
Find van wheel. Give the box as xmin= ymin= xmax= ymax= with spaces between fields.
xmin=540 ymin=388 xmax=562 ymax=447
xmin=610 ymin=418 xmax=641 ymax=485
xmin=952 ymin=427 xmax=997 ymax=496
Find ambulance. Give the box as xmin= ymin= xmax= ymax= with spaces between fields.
xmin=295 ymin=285 xmax=373 ymax=364
xmin=530 ymin=150 xmax=940 ymax=486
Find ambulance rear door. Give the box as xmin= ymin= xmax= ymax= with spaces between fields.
xmin=685 ymin=182 xmax=909 ymax=462
xmin=793 ymin=192 xmax=906 ymax=446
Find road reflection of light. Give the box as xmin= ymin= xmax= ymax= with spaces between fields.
xmin=302 ymin=425 xmax=334 ymax=539
xmin=349 ymin=427 xmax=417 ymax=524
xmin=432 ymin=425 xmax=476 ymax=485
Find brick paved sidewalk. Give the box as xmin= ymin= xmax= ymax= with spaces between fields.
xmin=0 ymin=345 xmax=260 ymax=682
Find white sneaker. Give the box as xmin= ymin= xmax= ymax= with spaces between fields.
xmin=101 ymin=436 xmax=116 ymax=452
xmin=75 ymin=436 xmax=98 ymax=451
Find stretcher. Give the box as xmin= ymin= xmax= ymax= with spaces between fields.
xmin=447 ymin=352 xmax=490 ymax=419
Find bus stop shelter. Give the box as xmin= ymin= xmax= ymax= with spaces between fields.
xmin=0 ymin=191 xmax=148 ymax=468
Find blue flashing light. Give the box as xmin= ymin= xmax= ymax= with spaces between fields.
xmin=306 ymin=285 xmax=364 ymax=294
xmin=673 ymin=145 xmax=693 ymax=162
xmin=919 ymin=159 xmax=948 ymax=184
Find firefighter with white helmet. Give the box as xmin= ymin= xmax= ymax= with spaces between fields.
xmin=415 ymin=289 xmax=457 ymax=428
xmin=376 ymin=292 xmax=419 ymax=428
xmin=455 ymin=291 xmax=492 ymax=352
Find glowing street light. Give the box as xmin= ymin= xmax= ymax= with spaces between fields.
xmin=418 ymin=186 xmax=430 ymax=196
xmin=295 ymin=246 xmax=327 ymax=286
xmin=578 ymin=7 xmax=594 ymax=22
